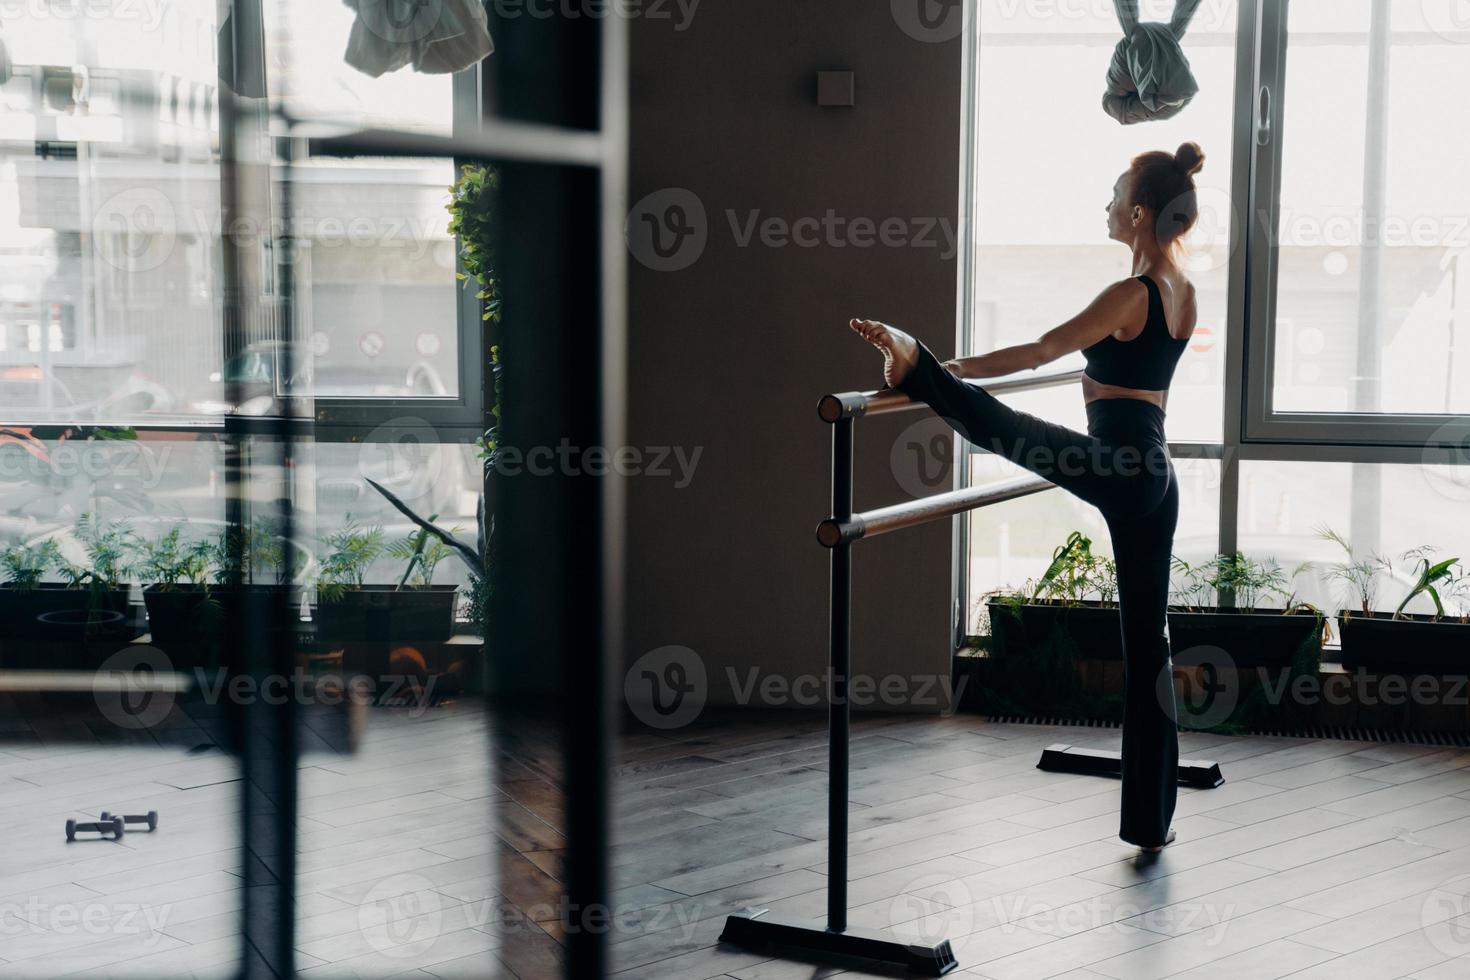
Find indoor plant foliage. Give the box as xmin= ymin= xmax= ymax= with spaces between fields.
xmin=1166 ymin=551 xmax=1324 ymax=670
xmin=0 ymin=516 xmax=137 ymax=650
xmin=314 ymin=515 xmax=459 ymax=643
xmin=1319 ymin=526 xmax=1469 ymax=673
xmin=140 ymin=526 xmax=221 ymax=663
xmin=1 ymin=539 xmax=62 ymax=591
xmin=987 ymin=531 xmax=1124 ymax=664
xmin=978 ymin=533 xmax=1325 ymax=730
xmin=444 ymin=162 xmax=498 ymax=634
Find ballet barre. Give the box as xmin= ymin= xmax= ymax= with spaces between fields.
xmin=720 ymin=366 xmax=1078 ymax=977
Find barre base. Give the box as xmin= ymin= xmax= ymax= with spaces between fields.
xmin=1037 ymin=743 xmax=1225 ymax=789
xmin=720 ymin=910 xmax=958 ymax=976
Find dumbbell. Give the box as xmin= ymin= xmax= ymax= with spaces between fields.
xmin=100 ymin=810 xmax=159 ymax=832
xmin=66 ymin=816 xmax=124 ymax=842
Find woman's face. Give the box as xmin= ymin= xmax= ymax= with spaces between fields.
xmin=1106 ymin=172 xmax=1137 ymax=244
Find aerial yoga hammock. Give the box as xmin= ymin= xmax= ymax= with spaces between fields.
xmin=1104 ymin=0 xmax=1204 ymax=124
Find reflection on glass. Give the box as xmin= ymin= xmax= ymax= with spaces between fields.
xmin=0 ymin=2 xmax=461 ymax=421
xmin=285 ymin=156 xmax=461 ymax=399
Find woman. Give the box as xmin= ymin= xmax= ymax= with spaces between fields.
xmin=850 ymin=142 xmax=1205 ymax=853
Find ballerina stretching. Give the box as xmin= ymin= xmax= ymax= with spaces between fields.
xmin=849 ymin=142 xmax=1207 ymax=853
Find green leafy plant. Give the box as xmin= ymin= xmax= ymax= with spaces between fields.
xmin=317 ymin=517 xmax=386 ymax=602
xmin=209 ymin=524 xmax=286 ymax=587
xmin=368 ymin=478 xmax=486 ymax=633
xmin=447 ymin=163 xmax=500 ymax=325
xmin=1 ymin=539 xmax=61 ymax=590
xmin=1170 ymin=552 xmax=1310 ymax=613
xmin=1441 ymin=565 xmax=1470 ymax=624
xmin=1317 ymin=525 xmax=1388 ymax=616
xmin=387 ymin=519 xmax=456 ymax=589
xmin=55 ymin=514 xmax=136 ymax=589
xmin=447 ymin=163 xmax=502 ymax=465
xmin=1393 ymin=548 xmax=1460 ymax=621
xmin=141 ymin=528 xmax=213 ymax=590
xmin=1168 ymin=555 xmax=1212 ymax=612
xmin=1026 ymin=531 xmax=1117 ymax=605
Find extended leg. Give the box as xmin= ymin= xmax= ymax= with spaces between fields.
xmin=896 ymin=339 xmax=1127 ymax=510
xmin=1109 ymin=471 xmax=1180 ymax=848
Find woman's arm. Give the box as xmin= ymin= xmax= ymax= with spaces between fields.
xmin=943 ymin=279 xmax=1148 ymax=380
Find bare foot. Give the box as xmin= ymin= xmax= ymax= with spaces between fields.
xmin=849 ymin=318 xmax=919 ymax=388
xmin=1140 ymin=829 xmax=1177 ymax=854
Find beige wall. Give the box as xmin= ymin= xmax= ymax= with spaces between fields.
xmin=625 ymin=3 xmax=966 ymax=711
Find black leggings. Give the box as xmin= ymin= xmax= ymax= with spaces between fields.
xmin=898 ymin=341 xmax=1179 ymax=847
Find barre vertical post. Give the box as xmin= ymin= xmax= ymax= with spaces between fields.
xmin=828 ymin=416 xmax=853 ymax=932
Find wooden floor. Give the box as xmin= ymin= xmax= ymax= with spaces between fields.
xmin=4 ymin=701 xmax=1470 ymax=978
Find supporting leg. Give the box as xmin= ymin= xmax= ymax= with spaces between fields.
xmin=1109 ymin=471 xmax=1181 ymax=848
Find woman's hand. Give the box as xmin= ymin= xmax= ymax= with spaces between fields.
xmin=941 ymin=358 xmax=969 ymax=379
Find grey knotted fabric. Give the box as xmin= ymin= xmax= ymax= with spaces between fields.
xmin=1103 ymin=0 xmax=1203 ymax=124
xmin=344 ymin=0 xmax=494 ymax=78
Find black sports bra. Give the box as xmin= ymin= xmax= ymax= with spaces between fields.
xmin=1081 ymin=275 xmax=1189 ymax=390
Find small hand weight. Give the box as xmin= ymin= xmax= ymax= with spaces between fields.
xmin=100 ymin=810 xmax=159 ymax=832
xmin=65 ymin=816 xmax=125 ymax=842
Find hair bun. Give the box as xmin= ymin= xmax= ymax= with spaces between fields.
xmin=1174 ymin=141 xmax=1205 ymax=176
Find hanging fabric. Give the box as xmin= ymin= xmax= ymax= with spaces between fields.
xmin=1103 ymin=0 xmax=1203 ymax=124
xmin=343 ymin=0 xmax=494 ymax=79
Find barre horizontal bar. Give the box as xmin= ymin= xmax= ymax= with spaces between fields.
xmin=303 ymin=121 xmax=608 ymax=168
xmin=818 ymin=366 xmax=1085 ymax=423
xmin=816 ymin=476 xmax=1054 ymax=547
xmin=0 ymin=670 xmax=194 ymax=694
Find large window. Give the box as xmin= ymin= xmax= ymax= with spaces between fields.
xmin=962 ymin=0 xmax=1470 ymax=627
xmin=1246 ymin=0 xmax=1470 ymax=442
xmin=968 ymin=0 xmax=1240 ymax=445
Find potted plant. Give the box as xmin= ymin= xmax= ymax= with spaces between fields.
xmin=0 ymin=538 xmax=64 ymax=657
xmin=1166 ymin=552 xmax=1325 ymax=669
xmin=139 ymin=526 xmax=221 ymax=667
xmin=1323 ymin=527 xmax=1470 ymax=673
xmin=314 ymin=516 xmax=459 ymax=643
xmin=985 ymin=531 xmax=1124 ymax=662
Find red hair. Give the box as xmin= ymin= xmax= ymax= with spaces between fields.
xmin=1129 ymin=141 xmax=1205 ymax=248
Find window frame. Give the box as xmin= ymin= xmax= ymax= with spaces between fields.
xmin=1239 ymin=0 xmax=1470 ymax=451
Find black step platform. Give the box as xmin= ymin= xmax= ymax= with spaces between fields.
xmin=720 ymin=909 xmax=958 ymax=976
xmin=1037 ymin=743 xmax=1225 ymax=789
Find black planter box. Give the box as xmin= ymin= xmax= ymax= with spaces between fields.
xmin=1166 ymin=608 xmax=1324 ymax=669
xmin=0 ymin=584 xmax=137 ymax=669
xmin=315 ymin=585 xmax=458 ymax=643
xmin=987 ymin=598 xmax=1323 ymax=669
xmin=1337 ymin=609 xmax=1470 ymax=674
xmin=986 ymin=599 xmax=1124 ymax=661
xmin=143 ymin=585 xmax=306 ymax=671
xmin=0 ymin=584 xmax=134 ymax=642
